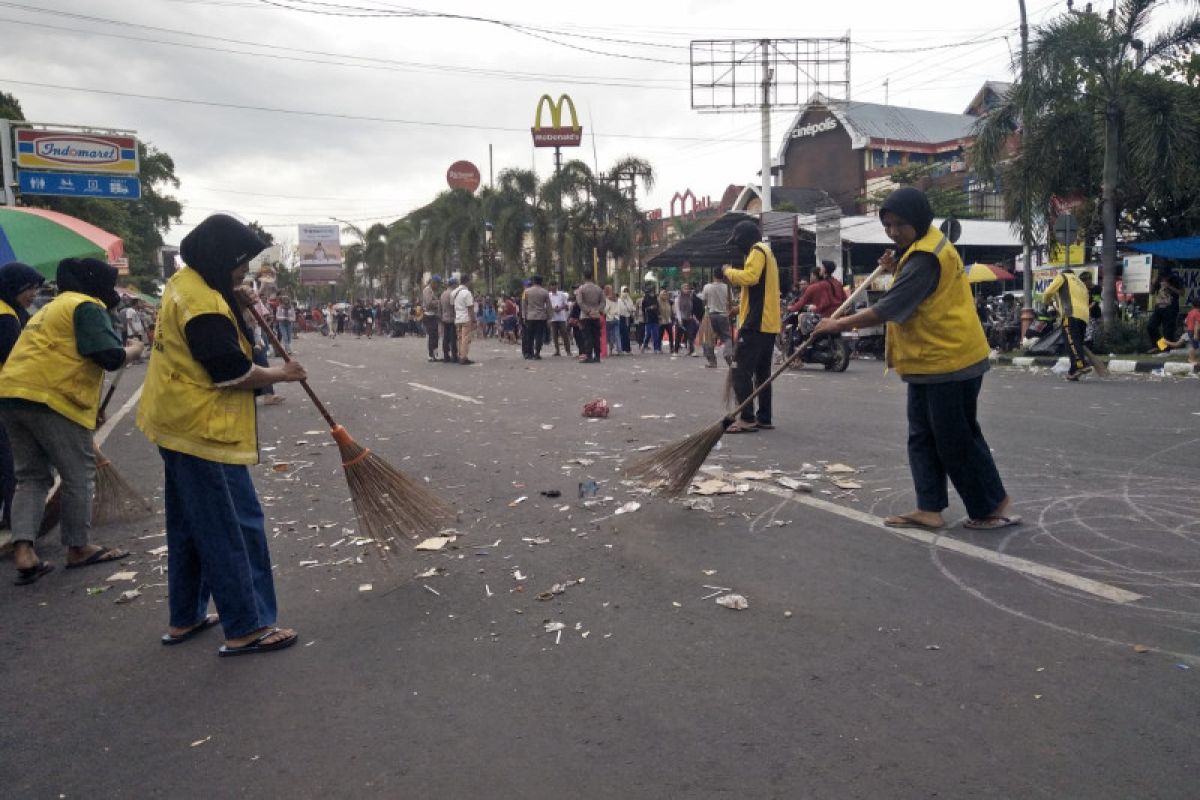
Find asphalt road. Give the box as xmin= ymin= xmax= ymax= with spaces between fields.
xmin=3 ymin=331 xmax=1198 ymax=799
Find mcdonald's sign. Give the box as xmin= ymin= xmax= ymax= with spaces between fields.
xmin=531 ymin=94 xmax=583 ymax=148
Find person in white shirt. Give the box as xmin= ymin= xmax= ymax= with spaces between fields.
xmin=548 ymin=280 xmax=572 ymax=357
xmin=701 ymin=273 xmax=734 ymax=367
xmin=275 ymin=296 xmax=297 ymax=354
xmin=452 ymin=277 xmax=476 ymax=365
xmin=616 ymin=286 xmax=636 ymax=354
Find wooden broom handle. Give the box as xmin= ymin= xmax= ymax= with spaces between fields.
xmin=728 ymin=264 xmax=888 ymax=420
xmin=248 ymin=304 xmax=339 ymax=430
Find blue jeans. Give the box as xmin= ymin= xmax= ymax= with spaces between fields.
xmin=618 ymin=317 xmax=631 ymax=352
xmin=642 ymin=320 xmax=661 ymax=351
xmin=906 ymin=377 xmax=1007 ymax=519
xmin=606 ymin=319 xmax=619 ymax=354
xmin=277 ymin=320 xmax=294 ymax=353
xmin=161 ymin=447 xmax=278 ymax=639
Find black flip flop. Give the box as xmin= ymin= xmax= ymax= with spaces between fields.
xmin=218 ymin=627 xmax=299 ymax=657
xmin=14 ymin=561 xmax=54 ymax=586
xmin=65 ymin=546 xmax=130 ymax=569
xmin=161 ymin=614 xmax=221 ymax=646
xmin=725 ymin=423 xmax=759 ymax=434
xmin=756 ymin=423 xmax=775 ymax=430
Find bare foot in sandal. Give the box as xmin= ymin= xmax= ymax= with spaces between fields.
xmin=883 ymin=511 xmax=944 ymax=530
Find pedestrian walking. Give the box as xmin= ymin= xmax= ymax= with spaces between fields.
xmin=0 ymin=257 xmax=143 ymax=585
xmin=657 ymin=286 xmax=676 ymax=353
xmin=1041 ymin=267 xmax=1092 ymax=381
xmin=640 ymin=284 xmax=661 ymax=353
xmin=138 ymin=213 xmax=306 ymax=655
xmin=617 ymin=286 xmax=636 ymax=353
xmin=604 ymin=285 xmax=621 ymax=357
xmin=275 ymin=295 xmax=296 ymax=354
xmin=720 ymin=221 xmax=780 ymax=433
xmin=674 ymin=283 xmax=698 ymax=356
xmin=813 ymin=186 xmax=1016 ymax=531
xmin=421 ymin=275 xmax=442 ymax=362
xmin=701 ymin=271 xmax=734 ymax=367
xmin=0 ymin=261 xmax=45 ymax=537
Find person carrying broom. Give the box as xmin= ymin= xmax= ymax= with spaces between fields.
xmin=138 ymin=214 xmax=307 ymax=656
xmin=0 ymin=258 xmax=143 ymax=585
xmin=812 ymin=187 xmax=1017 ymax=531
xmin=720 ymin=220 xmax=782 ymax=433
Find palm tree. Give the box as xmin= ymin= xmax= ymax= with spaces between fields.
xmin=974 ymin=0 xmax=1200 ymax=326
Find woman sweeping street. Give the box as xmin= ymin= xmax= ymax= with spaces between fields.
xmin=0 ymin=258 xmax=142 ymax=585
xmin=138 ymin=214 xmax=307 ymax=655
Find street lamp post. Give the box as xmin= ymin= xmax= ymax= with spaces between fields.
xmin=483 ymin=221 xmax=496 ymax=297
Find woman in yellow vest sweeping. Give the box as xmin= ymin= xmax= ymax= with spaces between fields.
xmin=0 ymin=261 xmax=46 ymax=543
xmin=138 ymin=214 xmax=306 ymax=655
xmin=0 ymin=258 xmax=143 ymax=585
xmin=814 ymin=188 xmax=1017 ymax=531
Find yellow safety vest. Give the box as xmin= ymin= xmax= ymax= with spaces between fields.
xmin=0 ymin=299 xmax=16 ymax=319
xmin=726 ymin=242 xmax=782 ymax=334
xmin=0 ymin=292 xmax=108 ymax=429
xmin=1042 ymin=272 xmax=1090 ymax=323
xmin=885 ymin=227 xmax=990 ymax=377
xmin=137 ymin=267 xmax=258 ymax=464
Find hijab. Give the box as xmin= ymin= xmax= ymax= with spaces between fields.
xmin=180 ymin=214 xmax=267 ymax=342
xmin=878 ymin=186 xmax=935 ymax=237
xmin=0 ymin=261 xmax=45 ymax=326
xmin=56 ymin=257 xmax=120 ymax=310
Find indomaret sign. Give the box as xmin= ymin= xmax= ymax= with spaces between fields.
xmin=531 ymin=94 xmax=582 ymax=148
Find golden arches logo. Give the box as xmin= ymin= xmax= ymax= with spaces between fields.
xmin=531 ymin=94 xmax=583 ymax=148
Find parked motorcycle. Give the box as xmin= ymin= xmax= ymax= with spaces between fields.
xmin=782 ymin=308 xmax=851 ymax=371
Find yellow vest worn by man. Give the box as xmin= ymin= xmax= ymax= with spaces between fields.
xmin=0 ymin=292 xmax=106 ymax=429
xmin=1042 ymin=271 xmax=1090 ymax=323
xmin=138 ymin=267 xmax=258 ymax=464
xmin=0 ymin=298 xmax=16 ymax=320
xmin=885 ymin=227 xmax=990 ymax=376
xmin=726 ymin=242 xmax=781 ymax=334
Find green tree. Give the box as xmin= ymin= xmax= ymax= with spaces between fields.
xmin=864 ymin=162 xmax=973 ymax=219
xmin=973 ymin=1 xmax=1200 ymax=326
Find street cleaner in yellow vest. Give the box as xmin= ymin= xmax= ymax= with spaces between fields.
xmin=814 ymin=187 xmax=1018 ymax=531
xmin=0 ymin=261 xmax=45 ymax=543
xmin=719 ymin=220 xmax=781 ymax=433
xmin=0 ymin=258 xmax=143 ymax=585
xmin=1041 ymin=268 xmax=1092 ymax=381
xmin=138 ymin=213 xmax=307 ymax=656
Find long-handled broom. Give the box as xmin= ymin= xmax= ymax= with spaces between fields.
xmin=249 ymin=306 xmax=454 ymax=553
xmin=627 ymin=265 xmax=888 ymax=497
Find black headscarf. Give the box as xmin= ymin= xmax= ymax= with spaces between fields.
xmin=0 ymin=261 xmax=45 ymax=326
xmin=180 ymin=214 xmax=267 ymax=341
xmin=725 ymin=220 xmax=762 ymax=256
xmin=879 ymin=186 xmax=935 ymax=236
xmin=57 ymin=257 xmax=120 ymax=310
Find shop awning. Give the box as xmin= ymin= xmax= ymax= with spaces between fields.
xmin=1126 ymin=237 xmax=1200 ymax=261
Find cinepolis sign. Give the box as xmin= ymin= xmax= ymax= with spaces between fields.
xmin=16 ymin=129 xmax=139 ymax=174
xmin=791 ymin=117 xmax=838 ymax=140
xmin=531 ymin=94 xmax=583 ymax=148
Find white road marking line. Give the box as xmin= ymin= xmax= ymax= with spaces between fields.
xmin=702 ymin=466 xmax=1145 ymax=605
xmin=407 ymin=382 xmax=483 ymax=405
xmin=96 ymin=383 xmax=143 ymax=448
xmin=325 ymin=360 xmax=364 ymax=369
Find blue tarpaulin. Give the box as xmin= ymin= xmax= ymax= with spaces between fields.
xmin=1126 ymin=237 xmax=1200 ymax=261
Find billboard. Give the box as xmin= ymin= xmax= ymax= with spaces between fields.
xmin=531 ymin=94 xmax=583 ymax=148
xmin=1122 ymin=253 xmax=1152 ymax=294
xmin=446 ymin=160 xmax=481 ymax=192
xmin=297 ymin=224 xmax=341 ymax=264
xmin=16 ymin=129 xmax=139 ymax=174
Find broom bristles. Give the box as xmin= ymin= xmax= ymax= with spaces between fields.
xmin=624 ymin=418 xmax=728 ymax=498
xmin=93 ymin=461 xmax=154 ymax=527
xmin=334 ymin=432 xmax=456 ymax=556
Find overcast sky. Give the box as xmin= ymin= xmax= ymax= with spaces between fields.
xmin=1 ymin=0 xmax=1073 ymax=248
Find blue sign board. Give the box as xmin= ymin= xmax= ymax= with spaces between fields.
xmin=18 ymin=170 xmax=142 ymax=200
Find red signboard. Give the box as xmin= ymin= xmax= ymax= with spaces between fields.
xmin=446 ymin=160 xmax=481 ymax=192
xmin=531 ymin=94 xmax=583 ymax=148
xmin=16 ymin=129 xmax=139 ymax=174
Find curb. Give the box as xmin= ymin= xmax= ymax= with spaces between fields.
xmin=993 ymin=355 xmax=1197 ymax=377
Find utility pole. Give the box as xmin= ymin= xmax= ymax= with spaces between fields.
xmin=760 ymin=39 xmax=773 ymax=214
xmin=0 ymin=119 xmax=16 ymax=206
xmin=1018 ymin=0 xmax=1035 ymax=337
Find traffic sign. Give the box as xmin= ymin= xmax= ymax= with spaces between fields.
xmin=18 ymin=170 xmax=142 ymax=200
xmin=939 ymin=216 xmax=962 ymax=244
xmin=1053 ymin=213 xmax=1077 ymax=244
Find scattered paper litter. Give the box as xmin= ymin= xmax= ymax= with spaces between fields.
xmin=415 ymin=536 xmax=452 ymax=551
xmin=540 ymin=424 xmax=554 ymax=430
xmin=303 ymin=430 xmax=324 ymax=435
xmin=544 ymin=622 xmax=566 ymax=633
xmin=522 ymin=536 xmax=551 ymax=545
xmin=509 ymin=496 xmax=528 ymax=507
xmin=776 ymin=477 xmax=812 ymax=492
xmin=190 ymin=736 xmax=212 ymax=748
xmin=86 ymin=585 xmax=111 ymax=596
xmin=691 ymin=479 xmax=738 ymax=496
xmin=148 ymin=545 xmax=169 ymax=557
xmin=298 ymin=559 xmax=320 ymax=567
xmin=635 ymin=445 xmax=657 ymax=452
xmin=731 ymin=470 xmax=774 ymax=481
xmin=715 ymin=593 xmax=749 ymax=610
xmin=614 ymin=501 xmax=641 ymax=515
xmin=115 ymin=589 xmax=141 ymax=604
xmin=271 ymin=463 xmax=291 ymax=472
xmin=414 ymin=566 xmax=447 ymax=578
xmin=512 ymin=569 xmax=528 ymax=581
xmin=825 ymin=463 xmax=857 ymax=474
xmin=358 ymin=583 xmax=373 ymax=592
xmin=106 ymin=571 xmax=137 ymax=582
xmin=831 ymin=478 xmax=863 ymax=490
xmin=682 ymin=497 xmax=715 ymax=512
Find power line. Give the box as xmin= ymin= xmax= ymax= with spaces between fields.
xmin=0 ymin=78 xmax=761 ymax=144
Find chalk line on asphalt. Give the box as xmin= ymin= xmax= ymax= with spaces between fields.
xmin=325 ymin=360 xmax=364 ymax=369
xmin=96 ymin=383 xmax=143 ymax=448
xmin=407 ymin=382 xmax=483 ymax=405
xmin=702 ymin=466 xmax=1145 ymax=605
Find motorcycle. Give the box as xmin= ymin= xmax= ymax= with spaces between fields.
xmin=782 ymin=307 xmax=851 ymax=371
